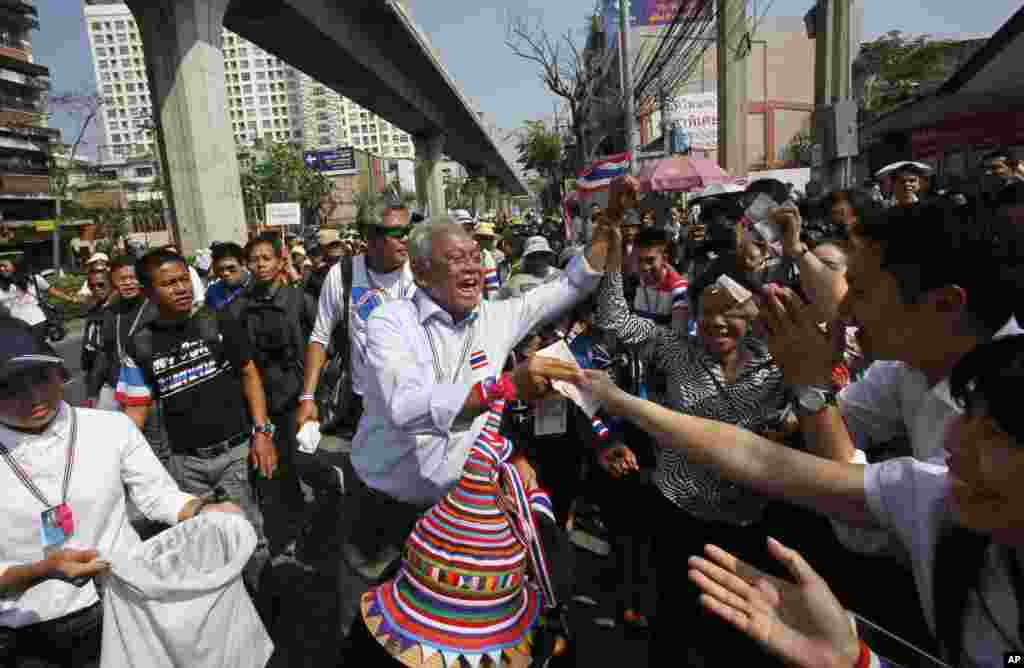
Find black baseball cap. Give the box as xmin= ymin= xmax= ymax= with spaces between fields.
xmin=0 ymin=317 xmax=65 ymax=383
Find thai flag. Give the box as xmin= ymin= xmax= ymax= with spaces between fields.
xmin=591 ymin=416 xmax=610 ymax=440
xmin=575 ymin=152 xmax=631 ymax=191
xmin=470 ymin=350 xmax=488 ymax=370
xmin=483 ymin=267 xmax=499 ymax=290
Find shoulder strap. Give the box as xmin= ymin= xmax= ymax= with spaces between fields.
xmin=128 ymin=323 xmax=154 ymax=375
xmin=332 ymin=255 xmax=354 ymax=356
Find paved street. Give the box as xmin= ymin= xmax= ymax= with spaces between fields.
xmin=54 ymin=324 xmax=650 ymax=667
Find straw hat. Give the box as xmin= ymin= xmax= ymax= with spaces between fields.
xmin=318 ymin=229 xmax=341 ymax=246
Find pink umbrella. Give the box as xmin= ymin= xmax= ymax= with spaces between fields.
xmin=636 ymin=155 xmax=735 ymax=193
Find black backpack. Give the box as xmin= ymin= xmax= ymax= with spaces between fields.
xmin=318 ymin=256 xmax=359 ymax=432
xmin=235 ymin=285 xmax=312 ymax=415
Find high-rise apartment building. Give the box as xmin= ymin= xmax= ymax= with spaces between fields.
xmin=0 ymin=0 xmax=60 ymax=255
xmin=83 ymin=1 xmax=413 ymax=163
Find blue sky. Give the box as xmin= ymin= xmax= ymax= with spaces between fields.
xmin=36 ymin=0 xmax=1022 ymax=157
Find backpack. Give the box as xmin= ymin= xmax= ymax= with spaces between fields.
xmin=235 ymin=285 xmax=311 ymax=415
xmin=318 ymin=256 xmax=358 ymax=432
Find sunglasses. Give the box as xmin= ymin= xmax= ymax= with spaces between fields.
xmin=367 ymin=224 xmax=411 ymax=240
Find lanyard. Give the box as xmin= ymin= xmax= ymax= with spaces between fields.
xmin=0 ymin=408 xmax=77 ymax=509
xmin=366 ymin=265 xmax=412 ymax=302
xmin=116 ymin=301 xmax=148 ymax=360
xmin=424 ymin=319 xmax=476 ymax=385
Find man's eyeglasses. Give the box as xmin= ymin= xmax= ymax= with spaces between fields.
xmin=367 ymin=224 xmax=411 ymax=240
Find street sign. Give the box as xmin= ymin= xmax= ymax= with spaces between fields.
xmin=304 ymin=147 xmax=357 ymax=174
xmin=265 ymin=202 xmax=301 ymax=227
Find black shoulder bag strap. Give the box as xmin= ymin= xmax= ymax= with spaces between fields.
xmin=334 ymin=255 xmax=354 ymax=365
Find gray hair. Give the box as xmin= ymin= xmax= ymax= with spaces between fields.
xmin=407 ymin=217 xmax=470 ymax=269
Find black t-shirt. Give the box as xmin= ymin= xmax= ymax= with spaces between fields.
xmin=134 ymin=314 xmax=253 ymax=451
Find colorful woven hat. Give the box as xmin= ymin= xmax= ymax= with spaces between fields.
xmin=361 ymin=400 xmax=553 ymax=668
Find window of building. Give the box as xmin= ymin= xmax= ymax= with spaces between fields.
xmin=98 ymin=59 xmax=108 ymax=69
xmin=106 ymin=35 xmax=115 ymax=43
xmin=313 ymin=86 xmax=324 ymax=96
xmin=91 ymin=22 xmax=102 ymax=32
xmin=125 ymin=83 xmax=135 ymax=92
xmin=318 ymin=123 xmax=331 ymax=133
xmin=244 ymin=96 xmax=254 ymax=106
xmin=256 ymin=83 xmax=268 ymax=93
xmin=240 ymin=84 xmax=251 ymax=95
xmin=315 ymin=99 xmax=327 ymax=109
xmin=254 ymin=71 xmax=265 ymax=80
xmin=120 ymin=120 xmax=129 ymax=129
xmin=317 ymin=111 xmax=329 ymax=121
xmin=119 ymin=45 xmax=130 ymax=55
xmin=118 ymin=33 xmax=127 ymax=42
xmin=255 ymin=58 xmax=265 ymax=67
xmin=112 ymin=133 xmax=122 ymax=143
xmin=240 ymin=72 xmax=250 ymax=81
xmin=101 ymin=73 xmax=112 ymax=83
xmin=262 ymin=120 xmax=271 ymax=128
xmin=288 ymin=80 xmax=299 ymax=89
xmin=238 ymin=47 xmax=247 ymax=56
xmin=95 ymin=47 xmax=106 ymax=57
xmin=239 ymin=60 xmax=249 ymax=69
xmin=248 ymin=121 xmax=257 ymax=129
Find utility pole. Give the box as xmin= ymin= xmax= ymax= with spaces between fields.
xmin=619 ymin=0 xmax=636 ymax=173
xmin=716 ymin=0 xmax=749 ymax=178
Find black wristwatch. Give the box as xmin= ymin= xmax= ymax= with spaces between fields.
xmin=794 ymin=385 xmax=838 ymax=418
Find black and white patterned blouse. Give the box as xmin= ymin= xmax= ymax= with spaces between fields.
xmin=595 ymin=271 xmax=790 ymax=526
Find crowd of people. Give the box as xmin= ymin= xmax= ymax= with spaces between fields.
xmin=0 ymin=145 xmax=1023 ymax=668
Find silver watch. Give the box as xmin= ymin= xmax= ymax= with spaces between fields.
xmin=794 ymin=385 xmax=838 ymax=418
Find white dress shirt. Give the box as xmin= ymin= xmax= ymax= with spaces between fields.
xmin=0 ymin=403 xmax=193 ymax=627
xmin=354 ymin=254 xmax=602 ymax=505
xmin=309 ymin=255 xmax=416 ymax=397
xmin=866 ymin=458 xmax=1022 ymax=665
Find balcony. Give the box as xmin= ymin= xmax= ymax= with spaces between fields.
xmin=0 ymin=173 xmax=51 ymax=196
xmin=0 ymin=92 xmax=41 ymax=114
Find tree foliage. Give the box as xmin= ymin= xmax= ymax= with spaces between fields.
xmin=857 ymin=31 xmax=961 ymax=115
xmin=240 ymin=143 xmax=332 ymax=227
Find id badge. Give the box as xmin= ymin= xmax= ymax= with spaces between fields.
xmin=40 ymin=503 xmax=75 ymax=554
xmin=535 ymin=398 xmax=568 ymax=437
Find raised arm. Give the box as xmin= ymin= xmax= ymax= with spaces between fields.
xmin=775 ymin=205 xmax=847 ymax=322
xmin=576 ymin=369 xmax=873 ymax=526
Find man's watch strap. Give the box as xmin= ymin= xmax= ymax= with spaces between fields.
xmin=253 ymin=422 xmax=276 ymax=435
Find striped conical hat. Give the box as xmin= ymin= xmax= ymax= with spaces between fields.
xmin=361 ymin=400 xmax=544 ymax=668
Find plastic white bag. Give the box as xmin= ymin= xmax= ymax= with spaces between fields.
xmin=100 ymin=512 xmax=273 ymax=668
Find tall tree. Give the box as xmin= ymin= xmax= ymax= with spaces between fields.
xmin=514 ymin=120 xmax=563 ymax=209
xmin=506 ymin=12 xmax=617 ymax=170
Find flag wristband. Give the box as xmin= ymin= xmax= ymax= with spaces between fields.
xmin=853 ymin=640 xmax=870 ymax=668
xmin=474 ymin=373 xmax=518 ymax=406
xmin=298 ymin=394 xmax=316 ymax=403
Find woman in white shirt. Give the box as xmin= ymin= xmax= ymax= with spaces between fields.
xmin=572 ymin=332 xmax=1024 ymax=667
xmin=0 ymin=317 xmax=240 ymax=667
xmin=0 ymin=257 xmax=81 ymax=338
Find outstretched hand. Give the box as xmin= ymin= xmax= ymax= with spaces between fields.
xmin=760 ymin=284 xmax=834 ymax=388
xmin=513 ymin=355 xmax=579 ymax=402
xmin=688 ymin=539 xmax=860 ymax=668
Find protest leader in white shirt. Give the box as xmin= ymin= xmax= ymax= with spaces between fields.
xmin=0 ymin=317 xmax=242 ymax=668
xmin=327 ymin=204 xmax=623 ymax=643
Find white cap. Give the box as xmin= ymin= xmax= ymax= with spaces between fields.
xmin=452 ymin=209 xmax=474 ymax=224
xmin=86 ymin=252 xmax=109 ymax=265
xmin=522 ymin=236 xmax=554 ymax=258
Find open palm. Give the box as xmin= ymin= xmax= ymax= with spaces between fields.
xmin=687 ymin=538 xmax=860 ymax=668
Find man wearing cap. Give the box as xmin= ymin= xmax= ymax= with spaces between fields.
xmin=473 ymin=222 xmax=503 ymax=300
xmin=886 ymin=163 xmax=927 ymax=207
xmin=295 ymin=204 xmax=416 ymax=438
xmin=75 ymin=253 xmax=111 ymax=302
xmin=0 ymin=316 xmax=241 ymax=667
xmin=325 ymin=215 xmax=618 ymax=646
xmin=304 ymin=230 xmax=344 ymax=300
xmin=498 ymin=236 xmax=563 ymax=300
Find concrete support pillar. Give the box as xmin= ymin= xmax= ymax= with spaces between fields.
xmin=466 ymin=167 xmax=487 ymax=219
xmin=716 ymin=0 xmax=749 ymax=178
xmin=129 ymin=0 xmax=246 ymax=255
xmin=414 ymin=133 xmax=446 ymax=219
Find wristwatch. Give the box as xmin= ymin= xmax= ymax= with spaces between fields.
xmin=794 ymin=385 xmax=838 ymax=418
xmin=252 ymin=422 xmax=276 ymax=436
